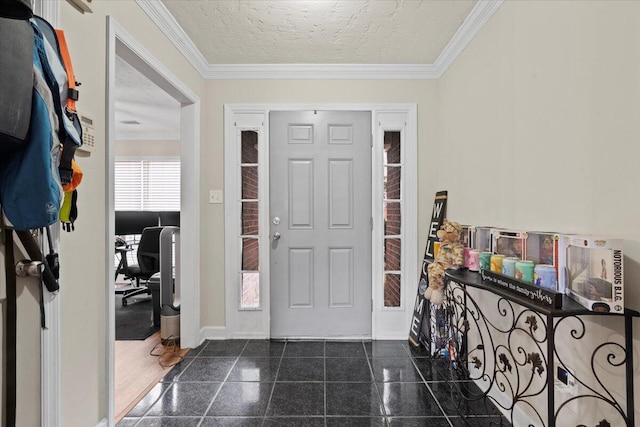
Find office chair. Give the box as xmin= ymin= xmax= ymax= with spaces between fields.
xmin=121 ymin=226 xmax=163 ymax=306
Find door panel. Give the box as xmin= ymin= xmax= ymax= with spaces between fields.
xmin=288 ymin=160 xmax=314 ymax=228
xmin=329 ymin=160 xmax=353 ymax=228
xmin=329 ymin=248 xmax=353 ymax=307
xmin=288 ymin=248 xmax=314 ymax=308
xmin=270 ymin=111 xmax=372 ymax=338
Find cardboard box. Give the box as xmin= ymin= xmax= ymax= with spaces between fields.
xmin=525 ymin=231 xmax=561 ymax=291
xmin=559 ymin=235 xmax=624 ymax=313
xmin=460 ymin=225 xmax=471 ymax=248
xmin=469 ymin=226 xmax=493 ymax=252
xmin=491 ymin=229 xmax=525 ymax=259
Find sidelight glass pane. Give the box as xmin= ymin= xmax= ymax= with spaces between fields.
xmin=384 ymin=273 xmax=401 ymax=308
xmin=242 ymin=272 xmax=260 ymax=309
xmin=384 ymin=238 xmax=401 ymax=271
xmin=241 ymin=131 xmax=259 ymax=164
xmin=384 ymin=166 xmax=401 ymax=200
xmin=242 ymin=238 xmax=259 ymax=271
xmin=384 ymin=131 xmax=401 ymax=164
xmin=384 ymin=202 xmax=401 ymax=236
xmin=242 ymin=166 xmax=259 ymax=200
xmin=241 ymin=202 xmax=259 ymax=235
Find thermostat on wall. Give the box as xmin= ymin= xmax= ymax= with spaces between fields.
xmin=77 ymin=114 xmax=95 ymax=153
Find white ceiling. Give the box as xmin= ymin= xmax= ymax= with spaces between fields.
xmin=115 ymin=55 xmax=181 ymax=141
xmin=117 ymin=0 xmax=487 ymax=140
xmin=161 ymin=0 xmax=476 ymax=64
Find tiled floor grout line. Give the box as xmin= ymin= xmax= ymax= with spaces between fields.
xmin=323 ymin=341 xmax=327 ymax=427
xmin=133 ymin=342 xmax=206 ymax=425
xmin=363 ymin=341 xmax=391 ymax=427
xmin=196 ymin=340 xmax=249 ymax=427
xmin=259 ymin=340 xmax=287 ymax=427
xmin=405 ymin=345 xmax=455 ymax=427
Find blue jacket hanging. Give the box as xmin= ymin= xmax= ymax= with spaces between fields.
xmin=0 ymin=23 xmax=63 ymax=230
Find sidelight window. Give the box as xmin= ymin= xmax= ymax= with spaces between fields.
xmin=240 ymin=131 xmax=260 ymax=309
xmin=383 ymin=131 xmax=402 ymax=307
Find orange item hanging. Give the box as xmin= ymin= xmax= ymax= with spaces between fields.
xmin=62 ymin=159 xmax=83 ymax=192
xmin=55 ymin=29 xmax=78 ymax=113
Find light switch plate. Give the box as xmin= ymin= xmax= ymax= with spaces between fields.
xmin=209 ymin=190 xmax=223 ymax=204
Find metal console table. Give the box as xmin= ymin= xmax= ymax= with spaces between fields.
xmin=426 ymin=268 xmax=638 ymax=427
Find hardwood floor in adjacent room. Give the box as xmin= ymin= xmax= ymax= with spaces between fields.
xmin=115 ymin=331 xmax=190 ymax=422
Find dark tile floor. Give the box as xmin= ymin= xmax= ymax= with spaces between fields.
xmin=119 ymin=340 xmax=510 ymax=427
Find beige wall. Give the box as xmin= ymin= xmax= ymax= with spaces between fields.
xmin=437 ymin=1 xmax=639 ymax=423
xmin=57 ymin=2 xmax=203 ymax=426
xmin=18 ymin=0 xmax=639 ymax=425
xmin=115 ymin=139 xmax=181 ymax=158
xmin=200 ymin=80 xmax=439 ymax=327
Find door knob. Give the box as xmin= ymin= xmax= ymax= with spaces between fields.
xmin=273 ymin=232 xmax=281 ymax=241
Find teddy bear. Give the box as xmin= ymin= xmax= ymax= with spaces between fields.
xmin=425 ymin=219 xmax=465 ymax=305
xmin=425 ymin=262 xmax=445 ymax=305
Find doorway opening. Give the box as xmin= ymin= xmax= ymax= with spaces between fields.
xmin=106 ymin=17 xmax=201 ymax=425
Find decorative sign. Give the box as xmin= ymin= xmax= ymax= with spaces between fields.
xmin=481 ymin=269 xmax=563 ymax=309
xmin=408 ymin=191 xmax=448 ymax=348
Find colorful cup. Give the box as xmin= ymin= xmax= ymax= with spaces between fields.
xmin=467 ymin=250 xmax=480 ymax=272
xmin=479 ymin=252 xmax=492 ymax=271
xmin=515 ymin=260 xmax=535 ymax=284
xmin=464 ymin=247 xmax=472 ymax=268
xmin=434 ymin=241 xmax=441 ymax=259
xmin=490 ymin=254 xmax=505 ymax=274
xmin=534 ymin=264 xmax=557 ymax=290
xmin=502 ymin=257 xmax=518 ymax=278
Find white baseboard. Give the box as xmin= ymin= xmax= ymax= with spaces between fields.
xmin=198 ymin=327 xmax=409 ymax=342
xmin=233 ymin=332 xmax=269 ymax=339
xmin=199 ymin=326 xmax=226 ymax=343
xmin=95 ymin=418 xmax=108 ymax=427
xmin=375 ymin=333 xmax=408 ymax=340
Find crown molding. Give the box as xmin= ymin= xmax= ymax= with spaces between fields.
xmin=203 ymin=63 xmax=439 ymax=80
xmin=433 ymin=0 xmax=503 ymax=77
xmin=136 ymin=0 xmax=209 ymax=76
xmin=137 ymin=0 xmax=502 ymax=80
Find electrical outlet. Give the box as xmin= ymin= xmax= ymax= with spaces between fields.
xmin=557 ymin=366 xmax=577 ymax=396
xmin=557 ymin=366 xmax=570 ymax=385
xmin=209 ymin=190 xmax=223 ymax=204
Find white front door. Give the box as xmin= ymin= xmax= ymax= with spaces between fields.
xmin=269 ymin=111 xmax=372 ymax=338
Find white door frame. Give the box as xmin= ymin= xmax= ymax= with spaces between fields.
xmin=224 ymin=104 xmax=417 ymax=340
xmin=106 ymin=17 xmax=200 ymax=426
xmin=33 ymin=2 xmax=61 ymax=426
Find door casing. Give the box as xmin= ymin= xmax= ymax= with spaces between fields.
xmin=224 ymin=104 xmax=417 ymax=341
xmin=106 ymin=18 xmax=201 ymax=427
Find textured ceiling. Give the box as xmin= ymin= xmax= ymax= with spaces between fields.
xmin=115 ymin=55 xmax=181 ymax=141
xmin=117 ymin=0 xmax=480 ymax=140
xmin=162 ymin=0 xmax=477 ymax=64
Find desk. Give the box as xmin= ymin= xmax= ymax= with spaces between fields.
xmin=426 ymin=269 xmax=639 ymax=426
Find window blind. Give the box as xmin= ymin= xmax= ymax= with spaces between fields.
xmin=115 ymin=160 xmax=180 ymax=211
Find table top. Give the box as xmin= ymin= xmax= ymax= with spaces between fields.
xmin=445 ymin=268 xmax=639 ymax=318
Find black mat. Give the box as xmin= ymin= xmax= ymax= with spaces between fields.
xmin=115 ymin=295 xmax=159 ymax=340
